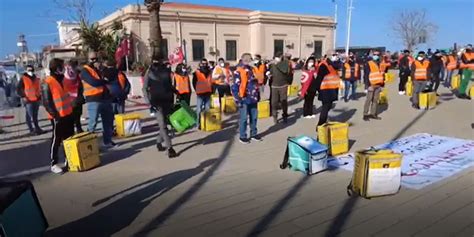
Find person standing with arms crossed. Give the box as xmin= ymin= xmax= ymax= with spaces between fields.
xmin=363 ymin=51 xmax=385 ymax=121
xmin=41 ymin=58 xmax=74 ymax=174
xmin=81 ymin=52 xmax=116 ymax=148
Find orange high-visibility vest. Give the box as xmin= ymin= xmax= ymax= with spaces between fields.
xmin=447 ymin=55 xmax=458 ymax=71
xmin=195 ymin=70 xmax=212 ymax=95
xmin=175 ymin=74 xmax=190 ymax=94
xmin=118 ymin=72 xmax=127 ymax=90
xmin=319 ymin=61 xmax=341 ymax=90
xmin=414 ymin=60 xmax=430 ymax=81
xmin=344 ymin=62 xmax=359 ymax=79
xmin=368 ymin=61 xmax=384 ymax=86
xmin=22 ymin=75 xmax=40 ymax=102
xmin=236 ymin=66 xmax=250 ymax=97
xmin=460 ymin=52 xmax=474 ymax=70
xmin=252 ymin=64 xmax=266 ymax=85
xmin=63 ymin=76 xmax=80 ymax=99
xmin=44 ymin=76 xmax=73 ymax=119
xmin=82 ymin=65 xmax=104 ymax=97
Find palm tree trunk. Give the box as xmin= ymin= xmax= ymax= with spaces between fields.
xmin=145 ymin=0 xmax=163 ymax=61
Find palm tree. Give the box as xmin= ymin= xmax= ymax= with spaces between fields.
xmin=145 ymin=0 xmax=164 ymax=61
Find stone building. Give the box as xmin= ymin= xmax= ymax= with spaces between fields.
xmin=67 ymin=2 xmax=335 ymax=65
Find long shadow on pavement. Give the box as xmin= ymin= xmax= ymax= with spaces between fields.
xmin=321 ymin=109 xmax=429 ymax=236
xmin=134 ymin=126 xmax=237 ymax=236
xmin=46 ymin=159 xmax=219 ymax=237
xmin=245 ymin=109 xmax=428 ymax=236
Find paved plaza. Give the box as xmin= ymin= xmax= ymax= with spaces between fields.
xmin=0 ymin=74 xmax=473 ymax=237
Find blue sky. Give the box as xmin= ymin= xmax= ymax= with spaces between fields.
xmin=0 ymin=0 xmax=473 ymax=57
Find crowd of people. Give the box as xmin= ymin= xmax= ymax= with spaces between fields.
xmin=3 ymin=42 xmax=473 ymax=175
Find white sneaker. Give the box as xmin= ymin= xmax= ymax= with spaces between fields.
xmin=304 ymin=115 xmax=312 ymax=119
xmin=364 ymin=89 xmax=368 ymax=93
xmin=80 ymin=117 xmax=87 ymax=121
xmin=150 ymin=112 xmax=156 ymax=117
xmin=51 ymin=165 xmax=64 ymax=174
xmin=311 ymin=115 xmax=317 ymax=118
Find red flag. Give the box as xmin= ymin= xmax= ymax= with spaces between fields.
xmin=115 ymin=38 xmax=130 ymax=68
xmin=168 ymin=46 xmax=184 ymax=65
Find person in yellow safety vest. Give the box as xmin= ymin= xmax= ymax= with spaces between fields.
xmin=252 ymin=54 xmax=267 ymax=95
xmin=342 ymin=52 xmax=361 ymax=102
xmin=458 ymin=44 xmax=474 ymax=99
xmin=16 ymin=65 xmax=44 ymax=135
xmin=444 ymin=50 xmax=458 ymax=88
xmin=193 ymin=58 xmax=213 ymax=130
xmin=173 ymin=63 xmax=192 ymax=106
xmin=40 ymin=58 xmax=74 ymax=174
xmin=80 ymin=52 xmax=116 ymax=148
xmin=212 ymin=58 xmax=232 ymax=105
xmin=315 ymin=52 xmax=341 ymax=126
xmin=363 ymin=51 xmax=385 ymax=121
xmin=410 ymin=51 xmax=431 ymax=109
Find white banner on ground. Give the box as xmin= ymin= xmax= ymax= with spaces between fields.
xmin=334 ymin=133 xmax=474 ymax=190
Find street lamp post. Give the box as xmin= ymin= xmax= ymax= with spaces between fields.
xmin=333 ymin=0 xmax=337 ymax=50
xmin=345 ymin=0 xmax=354 ymax=56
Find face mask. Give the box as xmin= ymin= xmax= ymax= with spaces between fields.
xmin=331 ymin=56 xmax=338 ymax=62
xmin=274 ymin=57 xmax=281 ymax=62
xmin=220 ymin=63 xmax=225 ymax=67
xmin=308 ymin=62 xmax=314 ymax=68
xmin=182 ymin=69 xmax=187 ymax=73
xmin=417 ymin=57 xmax=424 ymax=61
xmin=26 ymin=71 xmax=33 ymax=76
xmin=372 ymin=55 xmax=379 ymax=61
xmin=200 ymin=66 xmax=208 ymax=71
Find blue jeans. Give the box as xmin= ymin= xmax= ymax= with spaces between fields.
xmin=445 ymin=70 xmax=454 ymax=87
xmin=112 ymin=100 xmax=125 ymax=114
xmin=239 ymin=103 xmax=258 ymax=139
xmin=344 ymin=81 xmax=357 ymax=100
xmin=25 ymin=101 xmax=41 ymax=132
xmin=87 ymin=101 xmax=114 ymax=144
xmin=196 ymin=95 xmax=210 ymax=128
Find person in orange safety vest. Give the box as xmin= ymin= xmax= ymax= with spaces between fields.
xmin=16 ymin=64 xmax=44 ymax=135
xmin=410 ymin=51 xmax=431 ymax=109
xmin=363 ymin=50 xmax=385 ymax=121
xmin=174 ymin=63 xmax=192 ymax=106
xmin=40 ymin=58 xmax=74 ymax=174
xmin=192 ymin=58 xmax=213 ymax=129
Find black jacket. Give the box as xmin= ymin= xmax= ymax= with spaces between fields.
xmin=399 ymin=56 xmax=411 ymax=74
xmin=143 ymin=64 xmax=176 ymax=108
xmin=16 ymin=73 xmax=39 ymax=103
xmin=429 ymin=56 xmax=444 ymax=74
xmin=40 ymin=74 xmax=63 ymax=120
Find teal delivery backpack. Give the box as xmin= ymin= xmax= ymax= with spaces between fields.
xmin=280 ymin=136 xmax=328 ymax=175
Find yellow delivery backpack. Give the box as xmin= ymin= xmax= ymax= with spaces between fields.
xmin=63 ymin=132 xmax=101 ymax=172
xmin=200 ymin=109 xmax=222 ymax=132
xmin=258 ymin=100 xmax=270 ymax=119
xmin=419 ymin=92 xmax=437 ymax=110
xmin=347 ymin=148 xmax=402 ymax=199
xmin=317 ymin=122 xmax=349 ymax=155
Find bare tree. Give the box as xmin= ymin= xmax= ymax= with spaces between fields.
xmin=53 ymin=0 xmax=93 ymax=24
xmin=145 ymin=0 xmax=164 ymax=61
xmin=391 ymin=10 xmax=438 ymax=51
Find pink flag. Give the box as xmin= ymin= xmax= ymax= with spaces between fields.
xmin=168 ymin=46 xmax=184 ymax=65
